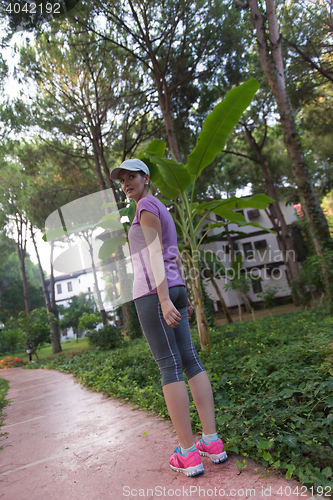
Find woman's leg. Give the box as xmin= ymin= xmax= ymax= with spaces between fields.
xmin=188 ymin=371 xmax=216 ymax=435
xmin=171 ymin=286 xmax=217 ymax=436
xmin=134 ymin=288 xmax=196 ymax=449
xmin=163 ymin=381 xmax=194 ymax=449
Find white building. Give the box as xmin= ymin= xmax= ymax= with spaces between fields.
xmin=197 ymin=202 xmax=297 ymax=311
xmin=45 ymin=268 xmax=116 ymax=340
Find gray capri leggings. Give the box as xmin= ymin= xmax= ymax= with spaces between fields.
xmin=134 ymin=285 xmax=205 ymax=386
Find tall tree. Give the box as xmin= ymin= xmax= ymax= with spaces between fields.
xmin=17 ymin=24 xmax=155 ymax=336
xmin=70 ymin=0 xmax=243 ymax=161
xmin=11 ymin=138 xmax=95 ymax=353
xmin=0 ymin=161 xmax=32 ymax=315
xmin=280 ymin=0 xmax=333 ymax=89
xmin=0 ymin=231 xmax=43 ymax=322
xmin=243 ymin=0 xmax=333 ymax=306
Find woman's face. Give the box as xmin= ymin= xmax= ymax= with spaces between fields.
xmin=118 ymin=169 xmax=149 ymax=202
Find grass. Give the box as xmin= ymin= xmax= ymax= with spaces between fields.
xmin=10 ymin=337 xmax=90 ymax=363
xmin=1 ymin=307 xmax=333 ymax=492
xmin=215 ymin=302 xmax=303 ymax=327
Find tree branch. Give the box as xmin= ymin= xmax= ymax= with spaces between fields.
xmin=221 ymin=149 xmax=259 ymax=163
xmin=282 ymin=36 xmax=333 ymax=83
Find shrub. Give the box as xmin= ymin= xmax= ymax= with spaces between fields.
xmin=115 ymin=301 xmax=142 ymax=339
xmin=257 ymin=284 xmax=280 ymax=312
xmin=78 ymin=312 xmax=101 ymax=332
xmin=86 ymin=323 xmax=124 ymax=350
xmin=0 ymin=326 xmax=24 ymax=354
xmin=16 ymin=308 xmax=51 ymax=353
xmin=0 ymin=356 xmax=26 ymax=369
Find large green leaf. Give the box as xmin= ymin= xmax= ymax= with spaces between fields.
xmin=98 ymin=236 xmax=127 ymax=260
xmin=230 ymin=254 xmax=244 ymax=275
xmin=119 ymin=202 xmax=136 ymax=224
xmin=220 ymin=194 xmax=275 ymax=210
xmin=140 ymin=139 xmax=166 ymax=158
xmin=97 ymin=220 xmax=125 ymax=231
xmin=147 ymin=156 xmax=191 ymax=199
xmin=194 ymin=194 xmax=274 ymax=216
xmin=211 ymin=208 xmax=247 ymax=223
xmin=99 ymin=213 xmax=124 ymax=230
xmin=187 ymin=78 xmax=260 ymax=178
xmin=207 ymin=220 xmax=275 ymax=234
xmin=42 ymin=227 xmax=66 ymax=242
xmin=138 ymin=140 xmax=167 ymax=191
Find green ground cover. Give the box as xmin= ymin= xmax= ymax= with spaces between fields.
xmin=1 ymin=308 xmax=333 ymax=491
xmin=0 ymin=377 xmax=9 ymax=450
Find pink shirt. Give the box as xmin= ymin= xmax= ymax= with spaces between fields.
xmin=128 ymin=196 xmax=185 ymax=300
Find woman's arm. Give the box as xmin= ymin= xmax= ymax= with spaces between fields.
xmin=140 ymin=209 xmax=181 ymax=328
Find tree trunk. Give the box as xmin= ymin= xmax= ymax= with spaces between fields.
xmin=248 ymin=0 xmax=333 ymax=306
xmin=205 ymin=266 xmax=233 ymax=323
xmin=243 ymin=124 xmax=301 ymax=282
xmin=49 ymin=241 xmax=62 ymax=354
xmin=88 ymin=241 xmax=107 ymax=326
xmin=225 ymin=226 xmax=245 ymax=316
xmin=90 ymin=144 xmax=136 ymax=336
xmin=153 ymin=72 xmax=182 ymax=162
xmin=16 ymin=218 xmax=30 ymax=316
xmin=241 ymin=292 xmax=253 ymax=314
xmin=18 ymin=246 xmax=31 ymax=316
xmin=31 ymin=226 xmax=51 ymax=313
xmin=265 ymin=208 xmax=301 ymax=305
xmin=186 ymin=255 xmax=210 ymax=350
xmin=236 ymin=293 xmax=243 ymax=322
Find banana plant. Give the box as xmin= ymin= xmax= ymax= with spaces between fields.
xmin=137 ymin=78 xmax=275 ymax=350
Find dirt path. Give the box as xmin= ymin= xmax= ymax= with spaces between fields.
xmin=0 ymin=368 xmax=317 ymax=500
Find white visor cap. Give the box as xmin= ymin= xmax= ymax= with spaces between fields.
xmin=110 ymin=159 xmax=150 ymax=180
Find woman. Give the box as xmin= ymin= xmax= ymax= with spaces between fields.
xmin=110 ymin=159 xmax=228 ymax=477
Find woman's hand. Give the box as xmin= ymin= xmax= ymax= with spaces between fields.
xmin=160 ymin=298 xmax=182 ymax=328
xmin=187 ymin=298 xmax=194 ymax=319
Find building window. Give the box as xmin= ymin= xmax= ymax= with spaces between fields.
xmin=78 ymin=279 xmax=81 ymax=284
xmin=223 ymin=245 xmax=230 ymax=254
xmin=88 ymin=287 xmax=91 ymax=292
xmin=252 ymin=278 xmax=262 ymax=294
xmin=67 ymin=282 xmax=73 ymax=292
xmin=216 ymin=214 xmax=225 ymax=222
xmin=254 ymin=239 xmax=267 ymax=250
xmin=243 ymin=242 xmax=253 ymax=259
xmin=57 ymin=284 xmax=62 ymax=294
xmin=247 ymin=209 xmax=260 ymax=220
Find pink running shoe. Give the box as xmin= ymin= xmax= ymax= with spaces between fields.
xmin=169 ymin=446 xmax=204 ymax=476
xmin=195 ymin=437 xmax=228 ymax=464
